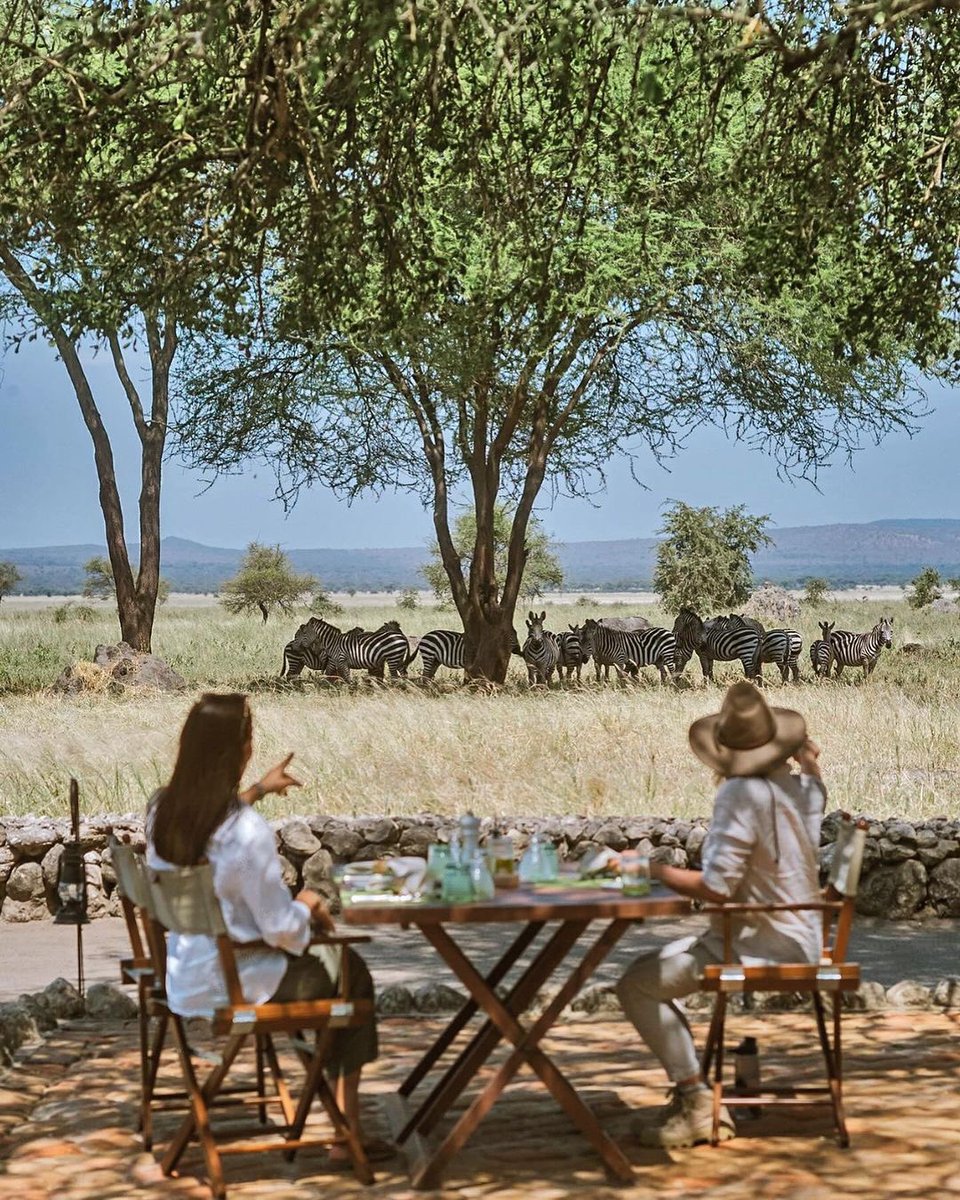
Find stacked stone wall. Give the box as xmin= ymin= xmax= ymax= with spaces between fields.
xmin=3 ymin=810 xmax=960 ymax=922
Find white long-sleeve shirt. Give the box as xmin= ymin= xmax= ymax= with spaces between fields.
xmin=698 ymin=768 xmax=826 ymax=965
xmin=146 ymin=802 xmax=310 ymax=1018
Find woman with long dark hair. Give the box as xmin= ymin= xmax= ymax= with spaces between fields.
xmin=147 ymin=692 xmax=382 ymax=1162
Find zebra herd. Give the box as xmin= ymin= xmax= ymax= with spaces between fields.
xmin=279 ymin=609 xmax=895 ymax=686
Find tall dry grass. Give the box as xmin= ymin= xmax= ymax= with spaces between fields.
xmin=1 ymin=599 xmax=958 ymax=821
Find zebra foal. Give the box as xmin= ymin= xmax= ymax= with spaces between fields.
xmin=810 ymin=621 xmax=835 ymax=677
xmin=557 ymin=626 xmax=591 ymax=682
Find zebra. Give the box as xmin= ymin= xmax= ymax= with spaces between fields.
xmin=280 ymin=617 xmax=410 ymax=679
xmin=825 ymin=616 xmax=893 ymax=679
xmin=556 ymin=626 xmax=591 ymax=682
xmin=522 ymin=610 xmax=560 ymax=685
xmin=672 ymin=608 xmax=762 ymax=682
xmin=727 ymin=616 xmax=802 ymax=683
xmin=418 ymin=629 xmax=465 ymax=679
xmin=580 ymin=619 xmax=677 ymax=684
xmin=810 ymin=621 xmax=835 ymax=677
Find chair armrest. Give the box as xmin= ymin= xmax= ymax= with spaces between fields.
xmin=700 ymin=901 xmax=843 ymax=915
xmin=308 ymin=934 xmax=372 ymax=947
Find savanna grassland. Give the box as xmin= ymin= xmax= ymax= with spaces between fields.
xmin=1 ymin=599 xmax=958 ymax=823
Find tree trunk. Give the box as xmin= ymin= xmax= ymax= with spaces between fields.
xmin=259 ymin=602 xmax=270 ymax=623
xmin=462 ymin=606 xmax=517 ymax=684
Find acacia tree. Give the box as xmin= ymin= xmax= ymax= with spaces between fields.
xmin=0 ymin=6 xmax=244 ymax=652
xmin=220 ymin=544 xmax=315 ymax=623
xmin=8 ymin=5 xmax=959 ymax=674
xmin=0 ymin=561 xmax=21 ymax=605
xmin=654 ymin=503 xmax=772 ymax=615
xmin=173 ymin=9 xmax=934 ymax=680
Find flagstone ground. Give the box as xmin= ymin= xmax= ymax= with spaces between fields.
xmin=1 ymin=1010 xmax=959 ymax=1199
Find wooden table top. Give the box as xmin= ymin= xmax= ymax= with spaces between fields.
xmin=341 ymin=881 xmax=692 ymax=926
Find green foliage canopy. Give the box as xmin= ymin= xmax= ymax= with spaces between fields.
xmin=422 ymin=506 xmax=563 ymax=609
xmin=908 ymin=567 xmax=943 ymax=609
xmin=803 ymin=578 xmax=830 ymax=608
xmin=0 ymin=560 xmax=22 ymax=603
xmin=220 ymin=543 xmax=315 ymax=623
xmin=654 ymin=502 xmax=772 ymax=615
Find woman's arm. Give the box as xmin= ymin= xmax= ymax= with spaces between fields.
xmin=240 ymin=753 xmax=302 ymax=804
xmin=651 ymin=862 xmax=729 ymax=904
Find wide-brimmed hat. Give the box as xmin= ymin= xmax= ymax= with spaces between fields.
xmin=688 ymin=681 xmax=807 ymax=776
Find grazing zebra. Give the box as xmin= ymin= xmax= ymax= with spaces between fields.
xmin=825 ymin=616 xmax=893 ymax=679
xmin=280 ymin=617 xmax=410 ymax=679
xmin=673 ymin=608 xmax=762 ymax=682
xmin=580 ymin=619 xmax=677 ymax=684
xmin=522 ymin=610 xmax=560 ymax=685
xmin=418 ymin=629 xmax=465 ymax=680
xmin=557 ymin=626 xmax=591 ymax=682
xmin=727 ymin=616 xmax=802 ymax=683
xmin=810 ymin=621 xmax=835 ymax=677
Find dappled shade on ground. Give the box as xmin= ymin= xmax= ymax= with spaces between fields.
xmin=2 ymin=1011 xmax=960 ymax=1198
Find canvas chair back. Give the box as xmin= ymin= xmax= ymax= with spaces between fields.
xmin=146 ymin=863 xmax=229 ymax=938
xmin=827 ymin=816 xmax=868 ymax=897
xmin=110 ymin=839 xmax=152 ymax=962
xmin=824 ymin=815 xmax=868 ymax=964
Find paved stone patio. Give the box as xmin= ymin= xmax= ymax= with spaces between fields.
xmin=2 ymin=1009 xmax=959 ymax=1199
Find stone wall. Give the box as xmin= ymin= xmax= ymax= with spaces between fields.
xmin=2 ymin=810 xmax=960 ymax=923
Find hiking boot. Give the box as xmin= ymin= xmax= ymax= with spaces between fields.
xmin=637 ymin=1087 xmax=736 ymax=1148
xmin=631 ymin=1085 xmax=684 ymax=1130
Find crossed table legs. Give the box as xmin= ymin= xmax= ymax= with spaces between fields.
xmin=390 ymin=917 xmax=637 ymax=1190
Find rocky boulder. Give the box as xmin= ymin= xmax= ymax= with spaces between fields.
xmin=856 ymin=860 xmax=927 ymax=920
xmin=929 ymin=858 xmax=960 ymax=916
xmin=53 ymin=643 xmax=186 ymax=694
xmin=84 ymin=983 xmax=138 ymax=1020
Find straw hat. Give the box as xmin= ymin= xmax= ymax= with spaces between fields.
xmin=688 ymin=681 xmax=807 ymax=777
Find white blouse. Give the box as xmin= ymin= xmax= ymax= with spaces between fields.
xmin=146 ymin=802 xmax=310 ymax=1018
xmin=699 ymin=767 xmax=827 ymax=965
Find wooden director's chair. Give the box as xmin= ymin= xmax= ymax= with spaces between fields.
xmin=112 ymin=841 xmax=280 ymax=1151
xmin=700 ymin=814 xmax=868 ymax=1147
xmin=144 ymin=861 xmax=375 ymax=1198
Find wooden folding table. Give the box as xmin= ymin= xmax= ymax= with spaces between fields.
xmin=343 ymin=882 xmax=691 ymax=1189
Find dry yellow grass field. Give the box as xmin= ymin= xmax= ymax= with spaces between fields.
xmin=1 ymin=599 xmax=958 ymax=820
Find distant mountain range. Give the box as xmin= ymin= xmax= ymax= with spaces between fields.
xmin=5 ymin=519 xmax=960 ymax=594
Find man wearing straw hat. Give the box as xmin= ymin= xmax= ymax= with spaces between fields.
xmin=616 ymin=680 xmax=827 ymax=1148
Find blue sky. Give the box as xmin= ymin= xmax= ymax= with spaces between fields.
xmin=0 ymin=339 xmax=957 ymax=549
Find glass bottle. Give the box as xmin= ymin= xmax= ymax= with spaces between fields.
xmin=469 ymin=850 xmax=495 ymax=901
xmin=519 ymin=832 xmax=547 ymax=884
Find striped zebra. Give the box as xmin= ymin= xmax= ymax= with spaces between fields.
xmin=557 ymin=627 xmax=591 ymax=682
xmin=418 ymin=629 xmax=465 ymax=680
xmin=522 ymin=610 xmax=560 ymax=685
xmin=673 ymin=608 xmax=762 ymax=682
xmin=825 ymin=616 xmax=893 ymax=679
xmin=810 ymin=621 xmax=835 ymax=677
xmin=280 ymin=618 xmax=410 ymax=679
xmin=580 ymin=619 xmax=677 ymax=684
xmin=728 ymin=616 xmax=802 ymax=683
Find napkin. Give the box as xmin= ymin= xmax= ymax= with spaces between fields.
xmin=347 ymin=856 xmax=427 ymax=895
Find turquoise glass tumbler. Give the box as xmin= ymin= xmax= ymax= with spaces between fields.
xmin=441 ymin=862 xmax=474 ymax=903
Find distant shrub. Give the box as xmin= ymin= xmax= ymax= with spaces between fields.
xmin=52 ymin=603 xmax=72 ymax=624
xmin=908 ymin=567 xmax=943 ymax=610
xmin=397 ymin=588 xmax=419 ymax=610
xmin=52 ymin=602 xmax=97 ymax=623
xmin=802 ymin=577 xmax=830 ymax=607
xmin=309 ymin=589 xmax=345 ymax=617
xmin=576 ymin=595 xmax=594 ymax=607
xmin=73 ymin=604 xmax=97 ymax=622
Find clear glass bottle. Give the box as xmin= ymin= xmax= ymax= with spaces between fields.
xmin=519 ymin=833 xmax=548 ymax=884
xmin=469 ymin=849 xmax=495 ymax=901
xmin=488 ymin=833 xmax=517 ymax=888
xmin=459 ymin=811 xmax=481 ymax=864
xmin=541 ymin=842 xmax=560 ymax=882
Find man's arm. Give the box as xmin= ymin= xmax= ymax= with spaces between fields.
xmin=651 ymin=861 xmax=728 ymax=904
